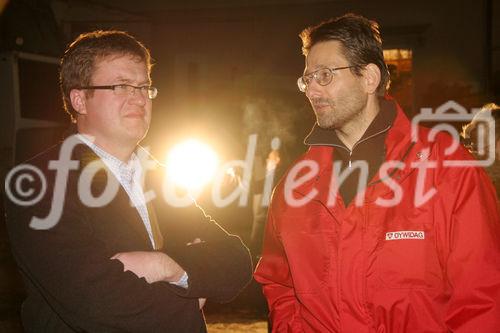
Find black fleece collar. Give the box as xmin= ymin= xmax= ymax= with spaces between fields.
xmin=304 ymin=98 xmax=397 ymax=150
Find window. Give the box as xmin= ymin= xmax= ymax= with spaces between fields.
xmin=384 ymin=49 xmax=413 ymax=113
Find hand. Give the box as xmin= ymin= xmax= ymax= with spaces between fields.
xmin=111 ymin=251 xmax=185 ymax=284
xmin=198 ymin=298 xmax=206 ymax=309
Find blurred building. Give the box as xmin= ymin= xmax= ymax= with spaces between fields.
xmin=1 ymin=0 xmax=498 ymax=157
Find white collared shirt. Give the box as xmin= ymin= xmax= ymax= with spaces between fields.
xmin=77 ymin=134 xmax=189 ymax=288
xmin=77 ymin=134 xmax=156 ymax=249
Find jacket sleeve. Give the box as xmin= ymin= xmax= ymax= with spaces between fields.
xmin=254 ymin=210 xmax=304 ymax=332
xmin=164 ymin=203 xmax=253 ymax=303
xmin=441 ymin=164 xmax=500 ymax=332
xmin=5 ymin=187 xmax=204 ymax=333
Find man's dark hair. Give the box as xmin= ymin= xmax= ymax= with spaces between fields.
xmin=300 ymin=13 xmax=390 ymax=95
xmin=60 ymin=30 xmax=152 ymax=122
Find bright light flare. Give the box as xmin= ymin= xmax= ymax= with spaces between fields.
xmin=165 ymin=139 xmax=219 ymax=191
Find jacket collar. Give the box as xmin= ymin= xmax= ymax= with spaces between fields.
xmin=289 ymin=98 xmax=425 ymax=208
xmin=66 ymin=138 xmax=157 ymax=248
xmin=304 ymin=97 xmax=397 ymax=150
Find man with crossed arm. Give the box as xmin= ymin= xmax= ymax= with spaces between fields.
xmin=5 ymin=30 xmax=252 ymax=332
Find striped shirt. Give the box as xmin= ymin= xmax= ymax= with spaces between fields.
xmin=77 ymin=134 xmax=189 ymax=288
xmin=77 ymin=134 xmax=156 ymax=249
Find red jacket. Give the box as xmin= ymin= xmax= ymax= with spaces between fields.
xmin=254 ymin=105 xmax=500 ymax=332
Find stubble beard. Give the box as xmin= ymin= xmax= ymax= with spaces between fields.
xmin=313 ymin=92 xmax=367 ymax=131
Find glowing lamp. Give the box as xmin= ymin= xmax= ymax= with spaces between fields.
xmin=165 ymin=139 xmax=219 ymax=191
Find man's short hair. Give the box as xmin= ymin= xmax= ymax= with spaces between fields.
xmin=60 ymin=30 xmax=152 ymax=122
xmin=299 ymin=13 xmax=390 ymax=96
xmin=462 ymin=103 xmax=500 ymax=156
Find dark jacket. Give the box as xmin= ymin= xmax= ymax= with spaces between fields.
xmin=5 ymin=138 xmax=253 ymax=332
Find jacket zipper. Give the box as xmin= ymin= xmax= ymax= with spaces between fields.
xmin=309 ymin=124 xmax=392 ymax=167
xmin=348 ymin=124 xmax=392 ymax=167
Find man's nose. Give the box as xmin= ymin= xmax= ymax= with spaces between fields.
xmin=128 ymin=88 xmax=147 ymax=106
xmin=305 ymin=79 xmax=323 ymax=100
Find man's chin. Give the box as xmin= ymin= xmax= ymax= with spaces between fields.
xmin=316 ymin=120 xmax=337 ymax=130
xmin=123 ymin=127 xmax=148 ymax=145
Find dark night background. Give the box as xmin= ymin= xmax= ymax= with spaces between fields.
xmin=0 ymin=0 xmax=498 ymax=331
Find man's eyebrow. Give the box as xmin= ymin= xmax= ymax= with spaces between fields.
xmin=314 ymin=64 xmax=337 ymax=70
xmin=303 ymin=64 xmax=327 ymax=75
xmin=113 ymin=77 xmax=151 ymax=85
xmin=114 ymin=76 xmax=130 ymax=82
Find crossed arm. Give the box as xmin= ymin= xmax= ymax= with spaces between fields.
xmin=7 ymin=191 xmax=251 ymax=331
xmin=111 ymin=238 xmax=207 ymax=308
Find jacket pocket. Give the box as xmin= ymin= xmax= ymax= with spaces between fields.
xmin=375 ymin=223 xmax=443 ymax=289
xmin=279 ymin=230 xmax=334 ymax=294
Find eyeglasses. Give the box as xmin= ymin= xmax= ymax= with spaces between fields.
xmin=297 ymin=66 xmax=357 ymax=92
xmin=77 ymin=84 xmax=158 ymax=100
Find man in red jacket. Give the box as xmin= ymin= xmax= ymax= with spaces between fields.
xmin=254 ymin=13 xmax=500 ymax=332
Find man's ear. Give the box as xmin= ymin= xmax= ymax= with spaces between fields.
xmin=363 ymin=63 xmax=381 ymax=95
xmin=69 ymin=89 xmax=87 ymax=115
